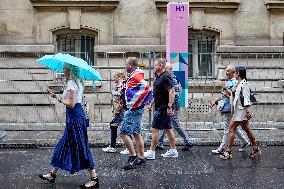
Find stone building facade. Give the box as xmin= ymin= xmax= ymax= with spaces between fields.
xmin=1 ymin=0 xmax=284 ymax=47
xmin=0 ymin=0 xmax=283 ymax=126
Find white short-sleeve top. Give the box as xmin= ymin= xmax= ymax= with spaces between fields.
xmin=62 ymin=80 xmax=83 ymax=103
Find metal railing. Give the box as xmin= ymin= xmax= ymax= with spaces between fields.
xmin=0 ymin=51 xmax=283 ymax=132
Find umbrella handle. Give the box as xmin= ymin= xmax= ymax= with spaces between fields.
xmin=92 ymin=81 xmax=96 ymax=90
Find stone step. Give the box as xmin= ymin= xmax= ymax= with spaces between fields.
xmin=188 ymin=93 xmax=284 ymax=104
xmin=0 ymin=99 xmax=282 ymax=123
xmin=97 ymin=67 xmax=284 ymax=80
xmin=56 ymin=80 xmax=282 ymax=94
xmin=0 ymin=58 xmax=42 ymax=68
xmin=0 ymin=129 xmax=283 ymax=148
xmin=218 ymin=68 xmax=284 ymax=80
xmin=90 ymin=92 xmax=284 ymax=105
xmin=0 ymin=122 xmax=283 ymax=131
xmin=0 ymin=94 xmax=55 ymax=105
xmin=0 ymin=104 xmax=280 ymax=123
xmin=95 ymin=57 xmax=149 ymax=68
xmin=2 ymin=58 xmax=282 ymax=81
xmin=92 ymin=104 xmax=284 ymax=123
xmin=0 ymin=81 xmax=50 ymax=93
xmin=188 ymin=80 xmax=283 ymax=92
xmin=1 ymin=56 xmax=283 ymax=68
xmin=88 ymin=67 xmax=284 ymax=81
xmin=0 ymin=68 xmax=53 ymax=81
xmin=220 ymin=57 xmax=284 ymax=68
xmin=0 ymin=106 xmax=64 ymax=123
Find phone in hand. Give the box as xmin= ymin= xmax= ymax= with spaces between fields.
xmin=47 ymin=90 xmax=56 ymax=98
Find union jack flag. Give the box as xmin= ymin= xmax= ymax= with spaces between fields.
xmin=125 ymin=69 xmax=153 ymax=109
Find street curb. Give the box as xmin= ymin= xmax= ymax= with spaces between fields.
xmin=0 ymin=128 xmax=283 ymax=148
xmin=0 ymin=140 xmax=283 ymax=148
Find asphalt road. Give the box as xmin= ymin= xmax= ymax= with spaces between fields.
xmin=0 ymin=146 xmax=283 ymax=189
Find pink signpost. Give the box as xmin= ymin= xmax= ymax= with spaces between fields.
xmin=166 ymin=2 xmax=189 ymax=107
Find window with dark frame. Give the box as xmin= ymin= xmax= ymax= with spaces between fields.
xmin=188 ymin=32 xmax=216 ymax=78
xmin=57 ymin=34 xmax=95 ymax=66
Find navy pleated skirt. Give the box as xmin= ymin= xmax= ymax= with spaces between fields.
xmin=51 ymin=103 xmax=94 ymax=174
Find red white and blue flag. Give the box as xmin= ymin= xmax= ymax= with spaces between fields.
xmin=125 ymin=69 xmax=153 ymax=109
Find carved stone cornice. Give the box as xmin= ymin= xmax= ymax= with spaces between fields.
xmin=30 ymin=0 xmax=119 ymax=10
xmin=155 ymin=0 xmax=240 ymax=11
xmin=265 ymin=1 xmax=284 ymax=11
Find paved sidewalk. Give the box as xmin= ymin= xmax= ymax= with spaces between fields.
xmin=0 ymin=125 xmax=283 ymax=148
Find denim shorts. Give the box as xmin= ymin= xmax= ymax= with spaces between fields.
xmin=120 ymin=108 xmax=144 ymax=136
xmin=110 ymin=113 xmax=123 ymax=127
xmin=151 ymin=110 xmax=172 ymax=130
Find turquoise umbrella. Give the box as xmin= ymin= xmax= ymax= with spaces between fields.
xmin=36 ymin=53 xmax=102 ymax=81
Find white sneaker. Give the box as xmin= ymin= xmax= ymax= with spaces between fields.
xmin=120 ymin=148 xmax=130 ymax=155
xmin=212 ymin=148 xmax=224 ymax=155
xmin=161 ymin=149 xmax=178 ymax=158
xmin=102 ymin=146 xmax=116 ymax=153
xmin=144 ymin=150 xmax=156 ymax=160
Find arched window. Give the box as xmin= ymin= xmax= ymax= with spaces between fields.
xmin=53 ymin=28 xmax=97 ymax=66
xmin=189 ymin=30 xmax=218 ymax=78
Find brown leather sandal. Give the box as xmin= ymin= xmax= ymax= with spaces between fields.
xmin=249 ymin=146 xmax=261 ymax=158
xmin=38 ymin=172 xmax=56 ymax=183
xmin=219 ymin=150 xmax=232 ymax=160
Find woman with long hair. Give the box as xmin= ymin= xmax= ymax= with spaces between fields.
xmin=220 ymin=67 xmax=261 ymax=160
xmin=39 ymin=64 xmax=99 ymax=188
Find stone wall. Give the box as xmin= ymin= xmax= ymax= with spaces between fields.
xmin=0 ymin=0 xmax=283 ymax=127
xmin=0 ymin=0 xmax=284 ymax=46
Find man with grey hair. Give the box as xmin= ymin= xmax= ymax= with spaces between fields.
xmin=156 ymin=63 xmax=194 ymax=151
xmin=210 ymin=65 xmax=249 ymax=154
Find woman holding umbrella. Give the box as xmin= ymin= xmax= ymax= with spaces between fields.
xmin=39 ymin=63 xmax=99 ymax=188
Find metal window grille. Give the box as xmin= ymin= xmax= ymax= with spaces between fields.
xmin=57 ymin=34 xmax=95 ymax=66
xmin=189 ymin=35 xmax=216 ymax=78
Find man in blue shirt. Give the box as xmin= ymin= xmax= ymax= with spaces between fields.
xmin=210 ymin=65 xmax=249 ymax=154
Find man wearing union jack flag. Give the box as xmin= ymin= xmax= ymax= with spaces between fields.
xmin=120 ymin=57 xmax=153 ymax=170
